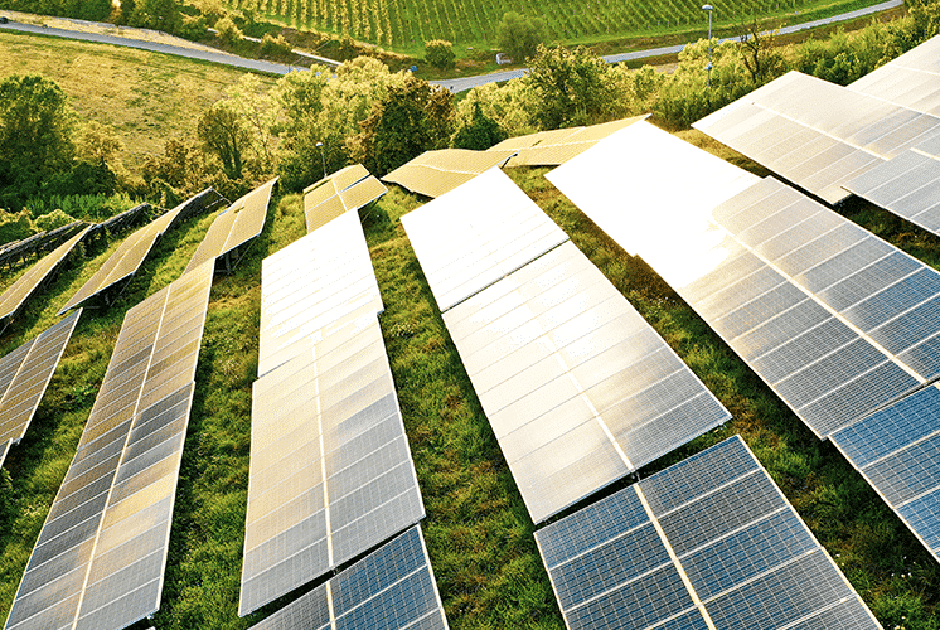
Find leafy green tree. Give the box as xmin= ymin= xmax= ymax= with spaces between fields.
xmin=128 ymin=0 xmax=181 ymax=32
xmin=497 ymin=12 xmax=546 ymax=62
xmin=452 ymin=102 xmax=507 ymax=150
xmin=352 ymin=76 xmax=454 ymax=176
xmin=215 ymin=16 xmax=243 ymax=46
xmin=525 ymin=45 xmax=612 ymax=130
xmin=426 ymin=39 xmax=456 ymax=70
xmin=198 ymin=101 xmax=251 ymax=180
xmin=0 ymin=75 xmax=75 ymax=200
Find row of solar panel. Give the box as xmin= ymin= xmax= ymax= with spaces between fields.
xmin=242 ymin=190 xmax=433 ymax=625
xmin=548 ymin=120 xmax=940 ymax=567
xmin=3 ymin=181 xmax=277 ymax=630
xmin=303 ymin=165 xmax=388 ymax=233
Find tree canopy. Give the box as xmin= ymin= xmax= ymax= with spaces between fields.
xmin=497 ymin=12 xmax=546 ymax=62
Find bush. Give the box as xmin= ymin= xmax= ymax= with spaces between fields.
xmin=426 ymin=39 xmax=456 ymax=70
xmin=34 ymin=208 xmax=76 ymax=232
xmin=260 ymin=33 xmax=293 ymax=60
xmin=215 ymin=16 xmax=243 ymax=46
xmin=497 ymin=12 xmax=546 ymax=63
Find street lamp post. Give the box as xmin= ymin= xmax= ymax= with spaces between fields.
xmin=702 ymin=4 xmax=713 ymax=87
xmin=316 ymin=141 xmax=325 ymax=180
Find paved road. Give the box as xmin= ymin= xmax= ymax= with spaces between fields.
xmin=436 ymin=0 xmax=903 ymax=91
xmin=0 ymin=0 xmax=904 ymax=87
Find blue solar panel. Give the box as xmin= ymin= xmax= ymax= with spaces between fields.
xmin=843 ymin=267 xmax=940 ymax=333
xmin=898 ymin=488 xmax=940 ymax=556
xmin=864 ymin=432 xmax=940 ymax=505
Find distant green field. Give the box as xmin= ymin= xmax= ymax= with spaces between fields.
xmin=226 ymin=0 xmax=887 ymax=54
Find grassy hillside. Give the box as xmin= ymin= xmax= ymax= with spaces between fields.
xmin=2 ymin=131 xmax=939 ymax=630
xmin=224 ymin=0 xmax=888 ymax=55
xmin=0 ymin=30 xmax=277 ymax=170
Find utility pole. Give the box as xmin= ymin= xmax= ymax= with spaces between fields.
xmin=703 ymin=4 xmax=713 ymax=87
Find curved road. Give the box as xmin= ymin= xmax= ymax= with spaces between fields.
xmin=0 ymin=0 xmax=904 ymax=89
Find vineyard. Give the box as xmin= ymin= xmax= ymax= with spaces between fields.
xmin=224 ymin=0 xmax=887 ymax=54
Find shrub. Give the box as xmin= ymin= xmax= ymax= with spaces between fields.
xmin=426 ymin=39 xmax=456 ymax=70
xmin=215 ymin=16 xmax=243 ymax=46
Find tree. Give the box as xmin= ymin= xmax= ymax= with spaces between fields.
xmin=737 ymin=17 xmax=785 ymax=85
xmin=497 ymin=12 xmax=546 ymax=62
xmin=0 ymin=75 xmax=75 ymax=187
xmin=352 ymin=76 xmax=454 ymax=176
xmin=128 ymin=0 xmax=182 ymax=32
xmin=426 ymin=39 xmax=456 ymax=70
xmin=198 ymin=101 xmax=251 ymax=180
xmin=215 ymin=16 xmax=243 ymax=46
xmin=524 ymin=45 xmax=612 ymax=130
xmin=452 ymin=102 xmax=507 ymax=150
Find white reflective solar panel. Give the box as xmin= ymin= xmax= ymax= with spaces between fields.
xmin=241 ymin=317 xmax=425 ymax=616
xmin=490 ymin=116 xmax=646 ymax=167
xmin=832 ymin=384 xmax=940 ymax=563
xmin=401 ymin=168 xmax=569 ymax=312
xmin=258 ymin=211 xmax=383 ymax=376
xmin=305 ymin=166 xmax=387 ymax=234
xmin=695 ymin=72 xmax=940 ymax=204
xmin=250 ymin=526 xmax=448 ymax=630
xmin=444 ymin=241 xmax=730 ymax=522
xmin=851 ymin=35 xmax=940 ymax=116
xmin=535 ymin=436 xmax=881 ymax=630
xmin=5 ymin=263 xmax=213 ymax=630
xmin=548 ymin=124 xmax=927 ymax=437
xmin=0 ymin=309 xmax=82 ymax=456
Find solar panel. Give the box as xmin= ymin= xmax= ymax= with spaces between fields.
xmin=304 ymin=167 xmax=386 ymax=234
xmin=547 ymin=123 xmax=928 ymax=437
xmin=694 ymin=72 xmax=940 ymax=204
xmin=258 ymin=212 xmax=383 ymax=376
xmin=5 ymin=262 xmax=213 ymax=630
xmin=241 ymin=314 xmax=425 ymax=616
xmin=850 ymin=35 xmax=940 ymax=116
xmin=250 ymin=526 xmax=448 ymax=630
xmin=0 ymin=227 xmax=90 ymax=329
xmin=185 ymin=178 xmax=277 ymax=274
xmin=401 ymin=168 xmax=569 ymax=312
xmin=831 ymin=384 xmax=940 ymax=563
xmin=495 ymin=116 xmax=647 ymax=167
xmin=535 ymin=435 xmax=880 ymax=630
xmin=382 ymin=149 xmax=515 ymax=199
xmin=59 ymin=207 xmax=182 ymax=314
xmin=443 ymin=240 xmax=730 ymax=522
xmin=0 ymin=309 xmax=82 ymax=459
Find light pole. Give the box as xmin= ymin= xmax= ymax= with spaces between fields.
xmin=702 ymin=4 xmax=713 ymax=87
xmin=316 ymin=141 xmax=325 ymax=180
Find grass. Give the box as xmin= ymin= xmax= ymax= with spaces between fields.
xmin=224 ymin=0 xmax=888 ymax=56
xmin=0 ymin=30 xmax=277 ymax=170
xmin=1 ymin=123 xmax=940 ymax=630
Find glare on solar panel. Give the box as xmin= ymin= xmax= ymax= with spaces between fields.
xmin=534 ymin=435 xmax=881 ymax=630
xmin=382 ymin=150 xmax=514 ymax=198
xmin=401 ymin=168 xmax=569 ymax=312
xmin=850 ymin=35 xmax=940 ymax=115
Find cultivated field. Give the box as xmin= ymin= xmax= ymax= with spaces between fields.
xmin=225 ymin=0 xmax=887 ymax=54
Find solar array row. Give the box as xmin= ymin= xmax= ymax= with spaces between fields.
xmin=242 ymin=210 xmax=424 ymax=616
xmin=850 ymin=34 xmax=940 ymax=116
xmin=382 ymin=149 xmax=515 ymax=199
xmin=304 ymin=165 xmax=387 ymax=233
xmin=491 ymin=116 xmax=645 ymax=167
xmin=404 ymin=167 xmax=730 ymax=523
xmin=535 ymin=436 xmax=880 ymax=630
xmin=258 ymin=211 xmax=384 ymax=376
xmin=0 ymin=309 xmax=82 ymax=466
xmin=402 ymin=168 xmax=569 ymax=312
xmin=185 ymin=178 xmax=277 ymax=274
xmin=548 ymin=122 xmax=931 ymax=437
xmin=694 ymin=72 xmax=940 ymax=204
xmin=5 ymin=261 xmax=214 ymax=630
xmin=251 ymin=526 xmax=448 ymax=630
xmin=0 ymin=227 xmax=90 ymax=329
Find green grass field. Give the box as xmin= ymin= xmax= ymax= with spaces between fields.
xmin=223 ymin=0 xmax=887 ymax=55
xmin=1 ymin=129 xmax=939 ymax=629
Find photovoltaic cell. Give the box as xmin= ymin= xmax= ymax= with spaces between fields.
xmin=0 ymin=309 xmax=82 ymax=458
xmin=401 ymin=168 xmax=569 ymax=312
xmin=4 ymin=262 xmax=213 ymax=630
xmin=491 ymin=116 xmax=646 ymax=167
xmin=382 ymin=149 xmax=515 ymax=199
xmin=535 ymin=436 xmax=880 ymax=630
xmin=304 ymin=166 xmax=386 ymax=234
xmin=548 ymin=125 xmax=931 ymax=437
xmin=850 ymin=35 xmax=940 ymax=116
xmin=250 ymin=526 xmax=448 ymax=630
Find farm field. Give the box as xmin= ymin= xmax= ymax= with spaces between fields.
xmin=224 ymin=0 xmax=888 ymax=55
xmin=1 ymin=133 xmax=940 ymax=630
xmin=0 ymin=30 xmax=277 ymax=170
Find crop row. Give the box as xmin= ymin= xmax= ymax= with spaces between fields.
xmin=228 ymin=0 xmax=873 ymax=57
